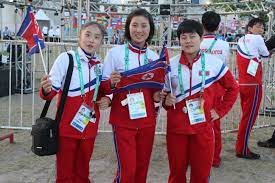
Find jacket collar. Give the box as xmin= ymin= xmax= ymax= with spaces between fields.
xmin=128 ymin=42 xmax=147 ymax=54
xmin=179 ymin=51 xmax=201 ymax=68
xmin=203 ymin=34 xmax=216 ymax=39
xmin=77 ymin=47 xmax=97 ymax=62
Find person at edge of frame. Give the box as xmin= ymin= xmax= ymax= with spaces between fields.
xmin=257 ymin=34 xmax=275 ymax=148
xmin=235 ymin=18 xmax=270 ymax=160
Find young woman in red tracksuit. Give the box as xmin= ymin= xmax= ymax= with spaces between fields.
xmin=40 ymin=22 xmax=110 ymax=183
xmin=102 ymin=9 xmax=163 ymax=183
xmin=235 ymin=18 xmax=270 ymax=159
xmin=257 ymin=35 xmax=275 ymax=148
xmin=164 ymin=20 xmax=238 ymax=183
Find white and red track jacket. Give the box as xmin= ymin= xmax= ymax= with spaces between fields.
xmin=40 ymin=47 xmax=104 ymax=139
xmin=237 ymin=34 xmax=269 ymax=60
xmin=164 ymin=52 xmax=238 ymax=134
xmin=201 ymin=34 xmax=231 ymax=97
xmin=102 ymin=43 xmax=159 ymax=129
xmin=236 ymin=34 xmax=269 ymax=84
xmin=200 ymin=34 xmax=230 ymax=64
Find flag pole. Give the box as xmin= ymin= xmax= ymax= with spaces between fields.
xmin=168 ymin=72 xmax=175 ymax=109
xmin=164 ymin=45 xmax=175 ymax=109
xmin=156 ymin=100 xmax=163 ymax=125
xmin=37 ymin=42 xmax=47 ymax=74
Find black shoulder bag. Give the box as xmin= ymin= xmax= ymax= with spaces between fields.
xmin=31 ymin=53 xmax=74 ymax=156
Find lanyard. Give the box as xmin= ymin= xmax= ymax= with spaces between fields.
xmin=125 ymin=43 xmax=148 ymax=71
xmin=243 ymin=35 xmax=251 ymax=55
xmin=93 ymin=64 xmax=100 ymax=102
xmin=207 ymin=37 xmax=217 ymax=53
xmin=178 ymin=52 xmax=206 ymax=97
xmin=75 ymin=51 xmax=100 ymax=102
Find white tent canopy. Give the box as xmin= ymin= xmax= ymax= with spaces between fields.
xmin=35 ymin=9 xmax=50 ymax=21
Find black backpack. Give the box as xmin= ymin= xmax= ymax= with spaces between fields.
xmin=31 ymin=53 xmax=74 ymax=156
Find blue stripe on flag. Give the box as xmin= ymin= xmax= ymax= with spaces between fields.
xmin=121 ymin=59 xmax=167 ymax=77
xmin=114 ymin=82 xmax=163 ymax=94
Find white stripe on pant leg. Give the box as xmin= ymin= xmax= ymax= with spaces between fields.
xmin=112 ymin=126 xmax=121 ymax=183
xmin=243 ymin=85 xmax=259 ymax=155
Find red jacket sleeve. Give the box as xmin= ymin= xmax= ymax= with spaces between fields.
xmin=161 ymin=91 xmax=174 ymax=111
xmin=98 ymin=79 xmax=114 ymax=95
xmin=214 ymin=70 xmax=239 ymax=118
xmin=39 ymin=87 xmax=57 ymax=101
xmin=96 ymin=81 xmax=112 ymax=103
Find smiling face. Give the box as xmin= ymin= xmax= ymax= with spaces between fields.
xmin=79 ymin=24 xmax=103 ymax=55
xmin=248 ymin=23 xmax=264 ymax=35
xmin=129 ymin=15 xmax=150 ymax=48
xmin=179 ymin=32 xmax=202 ymax=56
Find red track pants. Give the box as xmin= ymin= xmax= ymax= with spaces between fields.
xmin=56 ymin=136 xmax=95 ymax=183
xmin=213 ymin=118 xmax=222 ymax=166
xmin=212 ymin=95 xmax=223 ymax=166
xmin=167 ymin=128 xmax=214 ymax=183
xmin=112 ymin=125 xmax=155 ymax=183
xmin=236 ymin=84 xmax=262 ymax=155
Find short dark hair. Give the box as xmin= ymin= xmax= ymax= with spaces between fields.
xmin=246 ymin=18 xmax=265 ymax=32
xmin=202 ymin=11 xmax=221 ymax=32
xmin=177 ymin=19 xmax=204 ymax=40
xmin=80 ymin=21 xmax=105 ymax=40
xmin=124 ymin=8 xmax=155 ymax=43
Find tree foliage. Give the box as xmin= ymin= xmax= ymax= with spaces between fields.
xmin=209 ymin=0 xmax=269 ymax=23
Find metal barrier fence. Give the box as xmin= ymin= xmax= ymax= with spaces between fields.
xmin=0 ymin=40 xmax=274 ymax=134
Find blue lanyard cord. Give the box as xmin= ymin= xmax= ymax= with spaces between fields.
xmin=207 ymin=38 xmax=217 ymax=53
xmin=93 ymin=64 xmax=100 ymax=102
xmin=200 ymin=52 xmax=206 ymax=94
xmin=75 ymin=51 xmax=85 ymax=98
xmin=178 ymin=52 xmax=206 ymax=97
xmin=125 ymin=43 xmax=148 ymax=71
xmin=243 ymin=35 xmax=251 ymax=55
xmin=75 ymin=51 xmax=100 ymax=102
xmin=177 ymin=62 xmax=184 ymax=96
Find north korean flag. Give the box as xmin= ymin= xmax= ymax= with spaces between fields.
xmin=17 ymin=6 xmax=45 ymax=55
xmin=113 ymin=58 xmax=169 ymax=94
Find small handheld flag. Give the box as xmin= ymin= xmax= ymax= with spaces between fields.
xmin=17 ymin=5 xmax=47 ymax=74
xmin=112 ymin=58 xmax=168 ymax=94
xmin=160 ymin=44 xmax=170 ymax=66
xmin=159 ymin=44 xmax=175 ymax=109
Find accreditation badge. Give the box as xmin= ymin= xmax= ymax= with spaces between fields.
xmin=186 ymin=98 xmax=206 ymax=125
xmin=70 ymin=103 xmax=93 ymax=132
xmin=127 ymin=92 xmax=147 ymax=119
xmin=95 ymin=64 xmax=103 ymax=75
xmin=247 ymin=59 xmax=259 ymax=77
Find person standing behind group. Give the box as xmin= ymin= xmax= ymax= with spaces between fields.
xmin=200 ymin=11 xmax=230 ymax=63
xmin=265 ymin=34 xmax=275 ymax=52
xmin=39 ymin=22 xmax=111 ymax=183
xmin=200 ymin=11 xmax=231 ymax=168
xmin=55 ymin=26 xmax=61 ymax=42
xmin=164 ymin=19 xmax=238 ymax=182
xmin=3 ymin=26 xmax=11 ymax=39
xmin=113 ymin=30 xmax=120 ymax=44
xmin=42 ymin=26 xmax=49 ymax=41
xmin=102 ymin=8 xmax=164 ymax=183
xmin=257 ymin=34 xmax=275 ymax=148
xmin=48 ymin=26 xmax=54 ymax=42
xmin=235 ymin=18 xmax=270 ymax=160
